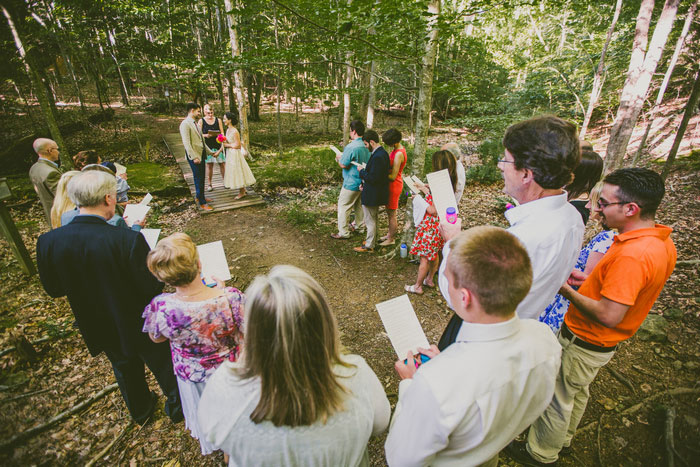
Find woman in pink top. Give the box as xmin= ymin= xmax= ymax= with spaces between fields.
xmin=380 ymin=129 xmax=407 ymax=246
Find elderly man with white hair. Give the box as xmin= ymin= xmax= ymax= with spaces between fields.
xmin=441 ymin=142 xmax=466 ymax=203
xmin=29 ymin=138 xmax=62 ymax=227
xmin=36 ymin=170 xmax=183 ymax=425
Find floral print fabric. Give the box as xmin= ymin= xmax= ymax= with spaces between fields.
xmin=539 ymin=230 xmax=614 ymax=333
xmin=409 ymin=194 xmax=444 ymax=261
xmin=142 ymin=287 xmax=244 ymax=383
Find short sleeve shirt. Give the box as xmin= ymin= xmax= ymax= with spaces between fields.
xmin=340 ymin=138 xmax=371 ymax=191
xmin=565 ymin=224 xmax=676 ymax=347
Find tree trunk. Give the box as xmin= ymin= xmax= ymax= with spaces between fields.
xmin=246 ymin=72 xmax=261 ymax=121
xmin=411 ymin=0 xmax=441 ymax=176
xmin=604 ymin=0 xmax=680 ymax=173
xmin=661 ymin=65 xmax=700 ymax=180
xmin=634 ymin=0 xmax=698 ymax=163
xmin=106 ymin=28 xmax=129 ymax=107
xmin=2 ymin=4 xmax=69 ymax=168
xmin=273 ymin=3 xmax=283 ymax=152
xmin=343 ymin=54 xmax=353 ymax=145
xmin=366 ymin=60 xmax=377 ymax=128
xmin=226 ymin=74 xmax=238 ymax=114
xmin=223 ymin=0 xmax=250 ymax=151
xmin=580 ymin=0 xmax=622 ymax=138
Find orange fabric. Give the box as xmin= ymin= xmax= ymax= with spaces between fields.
xmin=387 ymin=148 xmax=407 ymax=210
xmin=564 ymin=224 xmax=676 ymax=347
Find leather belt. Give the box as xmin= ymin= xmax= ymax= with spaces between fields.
xmin=561 ymin=323 xmax=617 ymax=353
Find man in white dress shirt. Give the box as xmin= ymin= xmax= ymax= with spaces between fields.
xmin=385 ymin=226 xmax=561 ymax=466
xmin=437 ymin=116 xmax=584 ymax=349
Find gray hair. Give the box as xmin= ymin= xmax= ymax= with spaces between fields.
xmin=33 ymin=138 xmax=55 ymax=156
xmin=67 ymin=170 xmax=116 ymax=208
xmin=441 ymin=142 xmax=462 ymax=161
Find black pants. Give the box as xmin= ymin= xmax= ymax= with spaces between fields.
xmin=103 ymin=340 xmax=183 ymax=424
xmin=187 ymin=149 xmax=207 ymax=205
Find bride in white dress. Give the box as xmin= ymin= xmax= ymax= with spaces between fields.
xmin=221 ymin=112 xmax=256 ymax=199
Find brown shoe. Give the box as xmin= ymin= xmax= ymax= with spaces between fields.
xmin=200 ymin=203 xmax=213 ymax=211
xmin=353 ymin=245 xmax=374 ymax=253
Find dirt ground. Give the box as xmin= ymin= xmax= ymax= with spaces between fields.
xmin=0 ymin=106 xmax=699 ymax=466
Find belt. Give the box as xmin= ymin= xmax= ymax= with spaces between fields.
xmin=561 ymin=324 xmax=617 ymax=353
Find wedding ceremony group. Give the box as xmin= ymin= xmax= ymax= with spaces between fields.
xmin=26 ymin=107 xmax=677 ymax=465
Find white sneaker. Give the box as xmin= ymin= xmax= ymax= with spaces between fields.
xmin=207 ymin=185 xmax=213 ymax=191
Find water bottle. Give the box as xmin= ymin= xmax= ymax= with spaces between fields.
xmin=446 ymin=207 xmax=457 ymax=224
xmin=400 ymin=243 xmax=408 ymax=258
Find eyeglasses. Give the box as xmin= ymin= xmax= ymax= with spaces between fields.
xmin=597 ymin=199 xmax=630 ymax=209
xmin=497 ymin=158 xmax=515 ymax=164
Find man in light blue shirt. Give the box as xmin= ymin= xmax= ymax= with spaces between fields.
xmin=331 ymin=120 xmax=371 ymax=239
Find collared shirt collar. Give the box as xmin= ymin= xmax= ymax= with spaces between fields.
xmin=614 ymin=224 xmax=672 ymax=244
xmin=505 ymin=191 xmax=568 ymax=226
xmin=38 ymin=157 xmax=59 ymax=168
xmin=455 ymin=315 xmax=521 ymax=343
xmin=371 ymin=146 xmax=379 ymax=155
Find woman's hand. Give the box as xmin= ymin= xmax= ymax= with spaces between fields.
xmin=210 ymin=275 xmax=226 ymax=289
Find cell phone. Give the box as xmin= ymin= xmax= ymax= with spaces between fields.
xmin=404 ymin=353 xmax=431 ymax=367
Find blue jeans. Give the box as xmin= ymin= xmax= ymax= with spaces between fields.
xmin=187 ymin=151 xmax=207 ymax=205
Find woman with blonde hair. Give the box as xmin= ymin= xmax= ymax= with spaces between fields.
xmin=198 ymin=265 xmax=390 ymax=466
xmin=142 ymin=233 xmax=244 ymax=455
xmin=538 ymin=182 xmax=614 ymax=333
xmin=50 ymin=170 xmax=81 ymax=228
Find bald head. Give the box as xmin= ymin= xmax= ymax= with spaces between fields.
xmin=441 ymin=142 xmax=461 ymax=161
xmin=33 ymin=138 xmax=59 ymax=161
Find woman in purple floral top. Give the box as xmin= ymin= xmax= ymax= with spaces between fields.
xmin=143 ymin=233 xmax=244 ymax=456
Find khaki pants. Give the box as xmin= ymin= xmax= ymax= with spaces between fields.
xmin=527 ymin=331 xmax=615 ymax=463
xmin=337 ymin=187 xmax=363 ymax=237
xmin=363 ymin=205 xmax=379 ymax=249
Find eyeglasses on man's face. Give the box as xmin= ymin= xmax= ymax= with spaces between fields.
xmin=497 ymin=158 xmax=515 ymax=165
xmin=597 ymin=198 xmax=630 ymax=209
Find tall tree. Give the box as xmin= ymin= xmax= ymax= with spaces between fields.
xmin=2 ymin=2 xmax=69 ymax=168
xmin=604 ymin=0 xmax=680 ymax=172
xmin=580 ymin=0 xmax=622 ymax=139
xmin=223 ymin=0 xmax=250 ymax=152
xmin=634 ymin=0 xmax=698 ymax=162
xmin=661 ymin=64 xmax=700 ymax=180
xmin=410 ymin=0 xmax=441 ymax=176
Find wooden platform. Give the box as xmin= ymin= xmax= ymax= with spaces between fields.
xmin=163 ymin=133 xmax=265 ymax=213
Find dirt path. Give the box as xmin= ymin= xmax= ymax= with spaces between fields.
xmin=186 ymin=205 xmax=454 ymax=464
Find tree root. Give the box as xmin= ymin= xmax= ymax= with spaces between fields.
xmin=0 ymin=336 xmax=51 ymax=358
xmin=85 ymin=421 xmax=133 ymax=467
xmin=0 ymin=388 xmax=51 ymax=404
xmin=606 ymin=366 xmax=636 ymax=394
xmin=0 ymin=383 xmax=118 ymax=451
xmin=576 ymin=387 xmax=700 ymax=438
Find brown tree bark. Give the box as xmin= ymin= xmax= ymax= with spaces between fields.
xmin=604 ymin=0 xmax=680 ymax=173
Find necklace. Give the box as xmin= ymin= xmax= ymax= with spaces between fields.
xmin=176 ymin=287 xmax=208 ymax=299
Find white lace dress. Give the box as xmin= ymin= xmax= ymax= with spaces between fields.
xmin=222 ymin=127 xmax=256 ymax=190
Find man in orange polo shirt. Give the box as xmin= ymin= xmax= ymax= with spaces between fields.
xmin=508 ymin=168 xmax=677 ymax=465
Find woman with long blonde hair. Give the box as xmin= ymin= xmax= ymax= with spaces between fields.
xmin=50 ymin=171 xmax=81 ymax=228
xmin=198 ymin=265 xmax=390 ymax=466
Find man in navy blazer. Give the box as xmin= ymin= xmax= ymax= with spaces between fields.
xmin=36 ymin=171 xmax=182 ymax=424
xmin=355 ymin=130 xmax=390 ymax=252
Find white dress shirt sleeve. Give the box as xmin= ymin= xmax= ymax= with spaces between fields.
xmin=438 ymin=242 xmax=453 ymax=309
xmin=385 ymin=377 xmax=445 ymax=467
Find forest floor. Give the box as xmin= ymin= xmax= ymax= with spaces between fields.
xmin=0 ymin=103 xmax=698 ymax=466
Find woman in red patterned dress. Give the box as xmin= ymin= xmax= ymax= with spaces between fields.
xmin=379 ymin=129 xmax=406 ymax=246
xmin=405 ymin=151 xmax=458 ymax=294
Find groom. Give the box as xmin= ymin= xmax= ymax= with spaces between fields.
xmin=179 ymin=103 xmax=213 ymax=211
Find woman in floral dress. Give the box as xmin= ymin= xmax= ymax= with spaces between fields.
xmin=142 ymin=233 xmax=244 ymax=455
xmin=405 ymin=151 xmax=458 ymax=295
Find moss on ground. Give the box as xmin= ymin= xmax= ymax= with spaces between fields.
xmin=127 ymin=162 xmax=185 ymax=194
